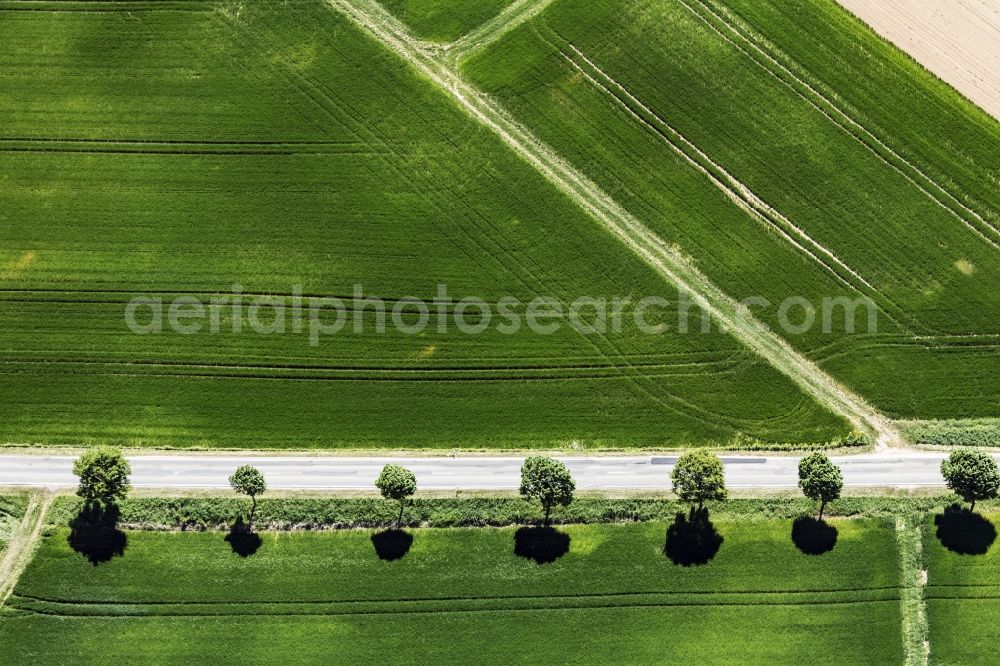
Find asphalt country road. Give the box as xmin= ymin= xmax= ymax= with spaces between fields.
xmin=0 ymin=451 xmax=966 ymax=491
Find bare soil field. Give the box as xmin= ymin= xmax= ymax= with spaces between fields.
xmin=838 ymin=0 xmax=1000 ymax=119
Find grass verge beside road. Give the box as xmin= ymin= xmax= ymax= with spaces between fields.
xmin=2 ymin=515 xmax=903 ymax=664
xmin=40 ymin=493 xmax=966 ymax=531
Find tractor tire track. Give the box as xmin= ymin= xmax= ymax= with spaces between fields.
xmin=559 ymin=43 xmax=913 ymax=332
xmin=9 ymin=586 xmax=901 ymax=618
xmin=680 ymin=0 xmax=1000 ymax=252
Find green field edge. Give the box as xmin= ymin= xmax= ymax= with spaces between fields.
xmin=833 ymin=0 xmax=1000 ymax=127
xmin=0 ymin=437 xmax=873 ymax=456
xmin=8 ymin=415 xmax=998 ymax=453
xmin=897 ymin=513 xmax=930 ymax=665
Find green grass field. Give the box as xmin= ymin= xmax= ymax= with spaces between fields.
xmin=463 ymin=0 xmax=1000 ymax=420
xmin=0 ymin=518 xmax=903 ymax=663
xmin=0 ymin=0 xmax=997 ymax=450
xmin=925 ymin=509 xmax=1000 ymax=664
xmin=0 ymin=0 xmax=851 ymax=449
xmin=382 ymin=0 xmax=513 ymax=41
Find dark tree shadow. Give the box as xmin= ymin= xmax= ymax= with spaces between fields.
xmin=791 ymin=516 xmax=838 ymax=555
xmin=935 ymin=504 xmax=997 ymax=555
xmin=225 ymin=517 xmax=262 ymax=558
xmin=664 ymin=506 xmax=723 ymax=566
xmin=514 ymin=526 xmax=570 ymax=565
xmin=371 ymin=529 xmax=413 ymax=561
xmin=68 ymin=504 xmax=127 ymax=566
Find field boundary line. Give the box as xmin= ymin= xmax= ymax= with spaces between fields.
xmin=679 ymin=0 xmax=1000 ymax=252
xmin=11 ymin=584 xmax=903 ymax=607
xmin=896 ymin=515 xmax=930 ymax=666
xmin=559 ymin=44 xmax=912 ymax=331
xmin=0 ymin=491 xmax=53 ymax=607
xmin=698 ymin=0 xmax=997 ymax=231
xmin=0 ymin=1 xmax=209 ymax=14
xmin=11 ymin=594 xmax=903 ymax=619
xmin=446 ymin=0 xmax=557 ymax=65
xmin=327 ymin=0 xmax=903 ymax=447
xmin=0 ymin=356 xmax=741 ymax=374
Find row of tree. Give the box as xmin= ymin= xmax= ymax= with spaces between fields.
xmin=71 ymin=447 xmax=1000 ymax=530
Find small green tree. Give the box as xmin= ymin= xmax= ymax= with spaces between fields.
xmin=229 ymin=465 xmax=266 ymax=530
xmin=519 ymin=456 xmax=575 ymax=525
xmin=73 ymin=447 xmax=131 ymax=512
xmin=798 ymin=452 xmax=843 ymax=519
xmin=376 ymin=464 xmax=417 ymax=525
xmin=941 ymin=449 xmax=1000 ymax=511
xmin=671 ymin=451 xmax=727 ymax=508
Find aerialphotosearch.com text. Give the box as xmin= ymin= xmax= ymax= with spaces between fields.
xmin=124 ymin=284 xmax=878 ymax=346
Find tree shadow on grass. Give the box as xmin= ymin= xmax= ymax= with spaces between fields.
xmin=791 ymin=516 xmax=838 ymax=556
xmin=514 ymin=526 xmax=570 ymax=565
xmin=371 ymin=529 xmax=414 ymax=561
xmin=664 ymin=506 xmax=723 ymax=566
xmin=224 ymin=518 xmax=262 ymax=558
xmin=68 ymin=504 xmax=127 ymax=566
xmin=935 ymin=504 xmax=997 ymax=555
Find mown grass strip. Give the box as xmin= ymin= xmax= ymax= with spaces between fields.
xmin=896 ymin=515 xmax=929 ymax=666
xmin=0 ymin=492 xmax=52 ymax=606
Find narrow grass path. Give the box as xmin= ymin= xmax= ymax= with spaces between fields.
xmin=0 ymin=492 xmax=53 ymax=607
xmin=896 ymin=515 xmax=930 ymax=666
xmin=327 ymin=0 xmax=903 ymax=447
